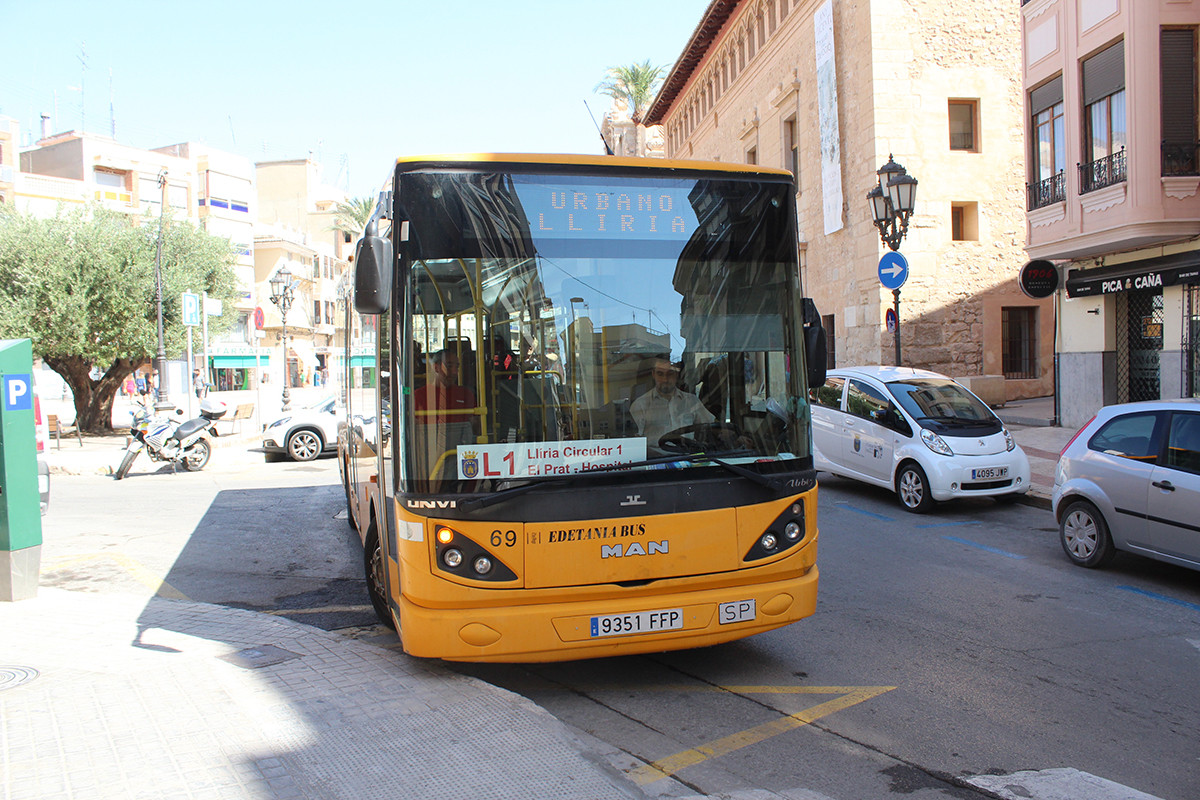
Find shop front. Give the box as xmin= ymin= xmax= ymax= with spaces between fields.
xmin=1060 ymin=251 xmax=1200 ymax=425
xmin=208 ymin=345 xmax=272 ymax=392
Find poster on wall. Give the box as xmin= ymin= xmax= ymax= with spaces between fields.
xmin=815 ymin=0 xmax=844 ymax=235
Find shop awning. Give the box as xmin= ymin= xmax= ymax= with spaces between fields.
xmin=212 ymin=354 xmax=270 ymax=369
xmin=349 ymin=355 xmax=373 ymax=367
xmin=1066 ymin=251 xmax=1200 ymax=297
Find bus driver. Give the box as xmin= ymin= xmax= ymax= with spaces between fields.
xmin=630 ymin=358 xmax=715 ymax=445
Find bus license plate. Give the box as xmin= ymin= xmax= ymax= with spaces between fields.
xmin=590 ymin=608 xmax=683 ymax=638
xmin=972 ymin=466 xmax=1009 ymax=480
xmin=719 ymin=599 xmax=756 ymax=624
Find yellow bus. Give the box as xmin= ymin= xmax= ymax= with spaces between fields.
xmin=340 ymin=154 xmax=826 ymax=662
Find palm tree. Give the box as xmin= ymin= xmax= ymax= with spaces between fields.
xmin=596 ymin=60 xmax=666 ymax=125
xmin=329 ymin=196 xmax=376 ymax=239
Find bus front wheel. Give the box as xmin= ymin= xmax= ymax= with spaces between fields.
xmin=363 ymin=520 xmax=396 ymax=630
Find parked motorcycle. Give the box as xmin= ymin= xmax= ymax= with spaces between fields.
xmin=114 ymin=398 xmax=227 ymax=480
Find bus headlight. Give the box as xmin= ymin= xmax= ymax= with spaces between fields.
xmin=431 ymin=525 xmax=518 ymax=582
xmin=744 ymin=500 xmax=809 ymax=562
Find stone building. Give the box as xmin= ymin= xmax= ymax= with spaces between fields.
xmin=646 ymin=0 xmax=1053 ymax=401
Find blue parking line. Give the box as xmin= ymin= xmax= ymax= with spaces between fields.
xmin=834 ymin=503 xmax=895 ymax=521
xmin=942 ymin=536 xmax=1026 ymax=559
xmin=1118 ymin=586 xmax=1200 ymax=613
xmin=916 ymin=521 xmax=982 ymax=529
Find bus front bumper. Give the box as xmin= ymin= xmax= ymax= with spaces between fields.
xmin=395 ymin=566 xmax=818 ymax=663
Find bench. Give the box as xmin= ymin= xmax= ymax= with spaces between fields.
xmin=47 ymin=414 xmax=83 ymax=448
xmin=214 ymin=403 xmax=256 ymax=436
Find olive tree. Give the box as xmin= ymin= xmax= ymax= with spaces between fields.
xmin=0 ymin=204 xmax=239 ymax=431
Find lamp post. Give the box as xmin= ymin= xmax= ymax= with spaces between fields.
xmin=152 ymin=169 xmax=170 ymax=407
xmin=867 ymin=155 xmax=918 ymax=366
xmin=269 ymin=264 xmax=295 ymax=411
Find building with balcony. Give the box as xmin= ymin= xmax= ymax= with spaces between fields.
xmin=255 ymin=158 xmax=352 ymax=393
xmin=646 ymin=0 xmax=1053 ymax=402
xmin=1023 ymin=0 xmax=1200 ymax=425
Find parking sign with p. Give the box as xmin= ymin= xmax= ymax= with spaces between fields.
xmin=3 ymin=374 xmax=32 ymax=412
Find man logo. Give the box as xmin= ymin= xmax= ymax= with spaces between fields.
xmin=460 ymin=451 xmax=479 ymax=479
xmin=601 ymin=541 xmax=668 ymax=558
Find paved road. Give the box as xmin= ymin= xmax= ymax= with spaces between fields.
xmin=31 ymin=444 xmax=1200 ymax=799
xmin=455 ymin=477 xmax=1200 ymax=800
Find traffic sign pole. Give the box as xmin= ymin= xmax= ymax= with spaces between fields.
xmin=878 ymin=252 xmax=909 ymax=366
xmin=891 ymin=289 xmax=902 ymax=366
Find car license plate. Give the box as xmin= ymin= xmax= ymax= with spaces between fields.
xmin=590 ymin=608 xmax=683 ymax=638
xmin=719 ymin=599 xmax=757 ymax=625
xmin=971 ymin=466 xmax=1009 ymax=480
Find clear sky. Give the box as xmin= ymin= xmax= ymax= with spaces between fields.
xmin=0 ymin=0 xmax=708 ymax=199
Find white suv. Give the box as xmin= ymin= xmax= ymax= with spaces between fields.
xmin=810 ymin=366 xmax=1030 ymax=512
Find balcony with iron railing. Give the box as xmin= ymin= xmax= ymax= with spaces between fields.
xmin=1078 ymin=148 xmax=1127 ymax=194
xmin=1162 ymin=140 xmax=1200 ymax=176
xmin=1027 ymin=171 xmax=1065 ymax=210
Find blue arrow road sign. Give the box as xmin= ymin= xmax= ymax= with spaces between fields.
xmin=878 ymin=251 xmax=909 ymax=290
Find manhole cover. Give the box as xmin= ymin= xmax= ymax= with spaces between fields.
xmin=0 ymin=666 xmax=40 ymax=691
xmin=218 ymin=645 xmax=301 ymax=670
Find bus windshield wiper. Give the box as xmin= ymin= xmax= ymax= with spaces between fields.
xmin=461 ymin=451 xmax=779 ymax=510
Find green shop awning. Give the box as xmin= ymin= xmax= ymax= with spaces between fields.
xmin=211 ymin=355 xmax=268 ymax=369
xmin=350 ymin=355 xmax=373 ymax=367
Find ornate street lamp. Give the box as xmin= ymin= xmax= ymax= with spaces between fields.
xmin=868 ymin=155 xmax=918 ymax=252
xmin=867 ymin=156 xmax=918 ymax=366
xmin=269 ymin=264 xmax=295 ymax=411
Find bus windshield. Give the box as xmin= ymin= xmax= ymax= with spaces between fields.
xmin=397 ymin=167 xmax=810 ymax=493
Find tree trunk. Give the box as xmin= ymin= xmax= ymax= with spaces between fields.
xmin=42 ymin=355 xmax=140 ymax=433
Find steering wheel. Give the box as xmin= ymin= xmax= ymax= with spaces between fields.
xmin=657 ymin=422 xmax=743 ymax=454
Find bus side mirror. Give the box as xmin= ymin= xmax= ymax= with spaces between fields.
xmin=354 ymin=234 xmax=393 ymax=314
xmin=802 ymin=298 xmax=827 ymax=390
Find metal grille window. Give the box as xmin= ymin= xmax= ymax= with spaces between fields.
xmin=822 ymin=314 xmax=836 ymax=369
xmin=1002 ymin=307 xmax=1038 ymax=379
xmin=1185 ymin=284 xmax=1200 ymax=397
xmin=1116 ymin=289 xmax=1163 ymax=403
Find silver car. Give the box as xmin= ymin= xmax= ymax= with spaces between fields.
xmin=1053 ymin=398 xmax=1200 ymax=570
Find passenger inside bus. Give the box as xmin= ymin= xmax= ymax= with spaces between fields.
xmin=629 ymin=357 xmax=715 ymax=446
xmin=415 ymin=349 xmax=477 ymax=424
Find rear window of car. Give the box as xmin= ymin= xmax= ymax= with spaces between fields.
xmin=1088 ymin=412 xmax=1163 ymax=462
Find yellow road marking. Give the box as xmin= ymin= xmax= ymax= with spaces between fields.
xmin=628 ymin=685 xmax=896 ymax=785
xmin=43 ymin=553 xmax=189 ymax=600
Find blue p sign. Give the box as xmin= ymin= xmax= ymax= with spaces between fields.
xmin=182 ymin=291 xmax=201 ymax=327
xmin=3 ymin=374 xmax=32 ymax=411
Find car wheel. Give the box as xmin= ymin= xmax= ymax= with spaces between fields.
xmin=287 ymin=429 xmax=323 ymax=462
xmin=364 ymin=519 xmax=396 ymax=630
xmin=1059 ymin=499 xmax=1115 ymax=568
xmin=896 ymin=462 xmax=935 ymax=513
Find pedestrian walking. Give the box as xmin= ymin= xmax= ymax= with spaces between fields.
xmin=193 ymin=369 xmax=208 ymax=398
xmin=135 ymin=373 xmax=148 ymax=402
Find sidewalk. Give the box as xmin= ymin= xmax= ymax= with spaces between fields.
xmin=1 ymin=590 xmax=641 ymax=800
xmin=993 ymin=395 xmax=1078 ymax=511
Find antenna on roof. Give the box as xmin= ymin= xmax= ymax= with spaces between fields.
xmin=583 ymin=100 xmax=614 ymax=156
